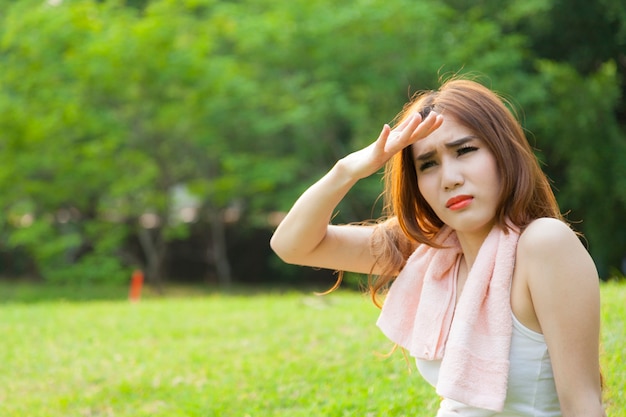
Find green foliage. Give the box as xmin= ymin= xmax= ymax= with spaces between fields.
xmin=0 ymin=0 xmax=624 ymax=281
xmin=518 ymin=61 xmax=626 ymax=275
xmin=0 ymin=285 xmax=623 ymax=415
xmin=0 ymin=1 xmax=135 ymax=282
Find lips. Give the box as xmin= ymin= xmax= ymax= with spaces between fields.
xmin=446 ymin=195 xmax=473 ymax=211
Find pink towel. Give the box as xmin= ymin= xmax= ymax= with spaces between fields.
xmin=376 ymin=223 xmax=520 ymax=411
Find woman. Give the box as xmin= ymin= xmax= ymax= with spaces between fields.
xmin=270 ymin=78 xmax=605 ymax=416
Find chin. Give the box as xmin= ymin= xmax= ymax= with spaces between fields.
xmin=445 ymin=214 xmax=497 ymax=235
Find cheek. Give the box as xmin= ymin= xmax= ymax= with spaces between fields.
xmin=479 ymin=156 xmax=502 ymax=198
xmin=416 ymin=175 xmax=438 ymax=207
xmin=486 ymin=158 xmax=501 ymax=187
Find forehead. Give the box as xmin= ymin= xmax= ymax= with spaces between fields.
xmin=411 ymin=116 xmax=475 ymax=156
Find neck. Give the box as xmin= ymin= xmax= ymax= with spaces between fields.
xmin=455 ymin=225 xmax=496 ymax=270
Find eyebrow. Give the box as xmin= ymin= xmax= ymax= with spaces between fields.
xmin=415 ymin=135 xmax=479 ymax=161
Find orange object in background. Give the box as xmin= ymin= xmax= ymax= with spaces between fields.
xmin=129 ymin=270 xmax=144 ymax=302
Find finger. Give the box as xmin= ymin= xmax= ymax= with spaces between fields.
xmin=430 ymin=114 xmax=444 ymax=131
xmin=409 ymin=112 xmax=442 ymax=140
xmin=407 ymin=111 xmax=425 ymax=132
xmin=394 ymin=111 xmax=421 ymax=133
xmin=374 ymin=124 xmax=391 ymax=151
xmin=419 ymin=110 xmax=438 ymax=127
xmin=385 ymin=113 xmax=421 ymax=149
xmin=419 ymin=112 xmax=443 ymax=131
xmin=423 ymin=114 xmax=443 ymax=133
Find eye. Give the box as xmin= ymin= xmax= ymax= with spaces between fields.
xmin=418 ymin=160 xmax=437 ymax=172
xmin=457 ymin=145 xmax=478 ymax=156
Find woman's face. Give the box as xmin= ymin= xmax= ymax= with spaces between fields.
xmin=411 ymin=116 xmax=500 ymax=239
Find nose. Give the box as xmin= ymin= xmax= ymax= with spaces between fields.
xmin=441 ymin=159 xmax=464 ymax=191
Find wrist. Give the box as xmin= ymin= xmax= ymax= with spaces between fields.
xmin=332 ymin=158 xmax=363 ymax=186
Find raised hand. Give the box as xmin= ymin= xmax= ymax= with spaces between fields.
xmin=340 ymin=111 xmax=443 ymax=180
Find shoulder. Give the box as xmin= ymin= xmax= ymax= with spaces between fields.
xmin=519 ymin=217 xmax=576 ymax=244
xmin=518 ymin=217 xmax=583 ymax=261
xmin=517 ymin=217 xmax=598 ymax=290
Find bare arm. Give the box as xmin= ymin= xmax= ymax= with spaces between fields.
xmin=270 ymin=110 xmax=443 ymax=274
xmin=521 ymin=218 xmax=605 ymax=416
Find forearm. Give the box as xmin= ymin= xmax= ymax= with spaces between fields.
xmin=560 ymin=398 xmax=606 ymax=417
xmin=270 ymin=159 xmax=358 ymax=264
xmin=270 ymin=110 xmax=442 ymax=267
xmin=559 ymin=383 xmax=605 ymax=417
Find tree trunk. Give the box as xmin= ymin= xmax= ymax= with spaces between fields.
xmin=137 ymin=227 xmax=166 ymax=292
xmin=207 ymin=205 xmax=232 ymax=287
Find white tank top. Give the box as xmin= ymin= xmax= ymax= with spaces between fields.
xmin=416 ymin=314 xmax=561 ymax=416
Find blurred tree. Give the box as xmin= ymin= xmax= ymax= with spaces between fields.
xmin=0 ymin=0 xmax=256 ymax=285
xmin=228 ymin=0 xmax=533 ymax=221
xmin=0 ymin=1 xmax=132 ymax=283
xmin=0 ymin=0 xmax=623 ymax=283
xmin=518 ymin=61 xmax=626 ymax=277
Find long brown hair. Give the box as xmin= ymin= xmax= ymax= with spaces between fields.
xmin=368 ymin=78 xmax=562 ymax=306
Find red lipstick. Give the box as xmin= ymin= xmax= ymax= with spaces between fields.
xmin=446 ymin=195 xmax=473 ymax=211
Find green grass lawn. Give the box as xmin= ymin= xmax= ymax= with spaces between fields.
xmin=0 ymin=281 xmax=623 ymax=416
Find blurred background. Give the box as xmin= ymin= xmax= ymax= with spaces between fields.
xmin=0 ymin=0 xmax=624 ymax=290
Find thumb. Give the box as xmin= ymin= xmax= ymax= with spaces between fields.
xmin=375 ymin=124 xmax=391 ymax=152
